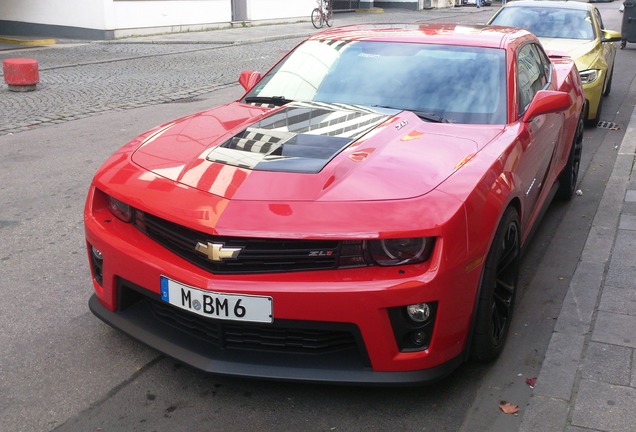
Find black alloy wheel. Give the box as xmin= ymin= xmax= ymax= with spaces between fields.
xmin=603 ymin=66 xmax=614 ymax=97
xmin=558 ymin=112 xmax=584 ymax=200
xmin=470 ymin=207 xmax=520 ymax=361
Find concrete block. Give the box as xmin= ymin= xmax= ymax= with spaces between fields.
xmin=533 ymin=333 xmax=585 ymax=400
xmin=581 ymin=341 xmax=632 ymax=386
xmin=604 ymin=265 xmax=636 ymax=290
xmin=608 ymin=230 xmax=636 ymax=268
xmin=581 ymin=226 xmax=614 ymax=264
xmin=599 ymin=285 xmax=636 ymax=316
xmin=592 ymin=311 xmax=636 ymax=348
xmin=571 ymin=379 xmax=636 ymax=432
xmin=519 ymin=395 xmax=568 ymax=432
xmin=2 ymin=58 xmax=39 ymax=92
xmin=555 ymin=261 xmax=604 ymax=335
xmin=625 ymin=190 xmax=636 ymax=203
xmin=619 ymin=214 xmax=636 ymax=230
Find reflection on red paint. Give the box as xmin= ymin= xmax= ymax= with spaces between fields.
xmin=349 ymin=148 xmax=375 ymax=162
xmin=401 ymin=130 xmax=425 ymax=141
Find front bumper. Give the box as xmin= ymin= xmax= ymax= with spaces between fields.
xmin=582 ymin=71 xmax=605 ymax=121
xmin=85 ymin=186 xmax=479 ymax=385
xmin=89 ymin=293 xmax=463 ymax=385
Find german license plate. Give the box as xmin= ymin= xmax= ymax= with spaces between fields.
xmin=160 ymin=276 xmax=273 ymax=323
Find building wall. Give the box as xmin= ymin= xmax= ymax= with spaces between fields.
xmin=0 ymin=0 xmax=315 ymax=39
xmin=109 ymin=1 xmax=231 ymax=30
xmin=0 ymin=0 xmax=108 ymax=29
xmin=0 ymin=0 xmax=433 ymax=40
xmin=247 ymin=0 xmax=315 ymax=21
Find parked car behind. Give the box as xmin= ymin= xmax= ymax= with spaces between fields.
xmin=489 ymin=0 xmax=622 ymax=125
xmin=463 ymin=0 xmax=492 ymax=6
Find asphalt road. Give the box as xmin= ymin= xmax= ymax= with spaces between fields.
xmin=0 ymin=4 xmax=634 ymax=432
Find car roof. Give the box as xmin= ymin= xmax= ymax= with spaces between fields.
xmin=307 ymin=23 xmax=531 ymax=49
xmin=503 ymin=0 xmax=592 ymax=11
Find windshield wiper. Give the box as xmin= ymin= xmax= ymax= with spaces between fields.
xmin=408 ymin=111 xmax=450 ymax=123
xmin=244 ymin=96 xmax=293 ymax=106
xmin=371 ymin=105 xmax=450 ymax=123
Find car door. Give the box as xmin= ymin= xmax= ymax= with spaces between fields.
xmin=514 ymin=43 xmax=563 ymax=228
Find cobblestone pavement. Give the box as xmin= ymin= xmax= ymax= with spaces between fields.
xmin=0 ymin=41 xmax=300 ymax=135
xmin=0 ymin=7 xmax=491 ymax=136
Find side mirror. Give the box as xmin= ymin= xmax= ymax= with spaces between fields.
xmin=522 ymin=90 xmax=572 ymax=123
xmin=601 ymin=29 xmax=623 ymax=43
xmin=238 ymin=70 xmax=262 ymax=91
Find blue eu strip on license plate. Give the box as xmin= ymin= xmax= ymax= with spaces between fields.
xmin=160 ymin=276 xmax=273 ymax=323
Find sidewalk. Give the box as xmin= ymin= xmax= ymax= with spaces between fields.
xmin=519 ymin=83 xmax=636 ymax=431
xmin=3 ymin=6 xmax=636 ymax=431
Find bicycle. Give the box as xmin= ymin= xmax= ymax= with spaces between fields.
xmin=311 ymin=0 xmax=333 ymax=29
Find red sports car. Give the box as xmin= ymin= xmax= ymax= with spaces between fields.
xmin=86 ymin=23 xmax=585 ymax=385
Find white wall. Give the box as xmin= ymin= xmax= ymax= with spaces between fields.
xmin=0 ymin=0 xmax=107 ymax=28
xmin=108 ymin=0 xmax=231 ymax=30
xmin=247 ymin=0 xmax=315 ymax=21
xmin=1 ymin=0 xmax=317 ymax=36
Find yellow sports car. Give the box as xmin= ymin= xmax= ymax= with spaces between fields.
xmin=489 ymin=0 xmax=622 ymax=125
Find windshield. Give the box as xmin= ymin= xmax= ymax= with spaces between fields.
xmin=491 ymin=7 xmax=595 ymax=40
xmin=243 ymin=40 xmax=507 ymax=125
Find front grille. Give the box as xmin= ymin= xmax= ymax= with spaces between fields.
xmin=149 ymin=298 xmax=360 ymax=354
xmin=135 ymin=211 xmax=345 ymax=274
xmin=118 ymin=280 xmax=367 ymax=360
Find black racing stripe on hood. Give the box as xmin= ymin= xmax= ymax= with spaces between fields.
xmin=206 ymin=101 xmax=389 ymax=173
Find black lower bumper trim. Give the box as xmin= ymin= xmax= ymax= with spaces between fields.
xmin=88 ymin=294 xmax=463 ymax=386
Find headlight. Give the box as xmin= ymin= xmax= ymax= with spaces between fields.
xmin=579 ymin=69 xmax=599 ymax=85
xmin=368 ymin=237 xmax=434 ymax=266
xmin=107 ymin=196 xmax=133 ymax=223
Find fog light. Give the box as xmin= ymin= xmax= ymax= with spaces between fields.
xmin=406 ymin=303 xmax=431 ymax=323
xmin=411 ymin=330 xmax=428 ymax=346
xmin=91 ymin=246 xmax=103 ymax=260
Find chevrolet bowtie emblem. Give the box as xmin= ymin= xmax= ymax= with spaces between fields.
xmin=195 ymin=242 xmax=242 ymax=262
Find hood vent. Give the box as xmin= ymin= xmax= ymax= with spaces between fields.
xmin=206 ymin=102 xmax=388 ymax=173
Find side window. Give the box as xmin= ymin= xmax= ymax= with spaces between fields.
xmin=517 ymin=44 xmax=548 ymax=115
xmin=535 ymin=45 xmax=552 ymax=82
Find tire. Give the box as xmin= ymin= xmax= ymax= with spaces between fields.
xmin=585 ymin=97 xmax=602 ymax=127
xmin=470 ymin=207 xmax=520 ymax=362
xmin=311 ymin=8 xmax=322 ymax=29
xmin=603 ymin=66 xmax=613 ymax=97
xmin=557 ymin=112 xmax=584 ymax=201
xmin=325 ymin=8 xmax=333 ymax=27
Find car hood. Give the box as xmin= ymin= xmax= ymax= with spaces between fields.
xmin=131 ymin=101 xmax=492 ymax=202
xmin=540 ymin=38 xmax=599 ymax=69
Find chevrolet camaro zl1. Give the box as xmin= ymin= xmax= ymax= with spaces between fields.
xmin=85 ymin=23 xmax=585 ymax=385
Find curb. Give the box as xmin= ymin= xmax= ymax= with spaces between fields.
xmin=355 ymin=7 xmax=385 ymax=13
xmin=0 ymin=36 xmax=56 ymax=46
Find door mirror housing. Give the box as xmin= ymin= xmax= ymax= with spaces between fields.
xmin=522 ymin=90 xmax=572 ymax=123
xmin=238 ymin=70 xmax=262 ymax=91
xmin=601 ymin=29 xmax=623 ymax=43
